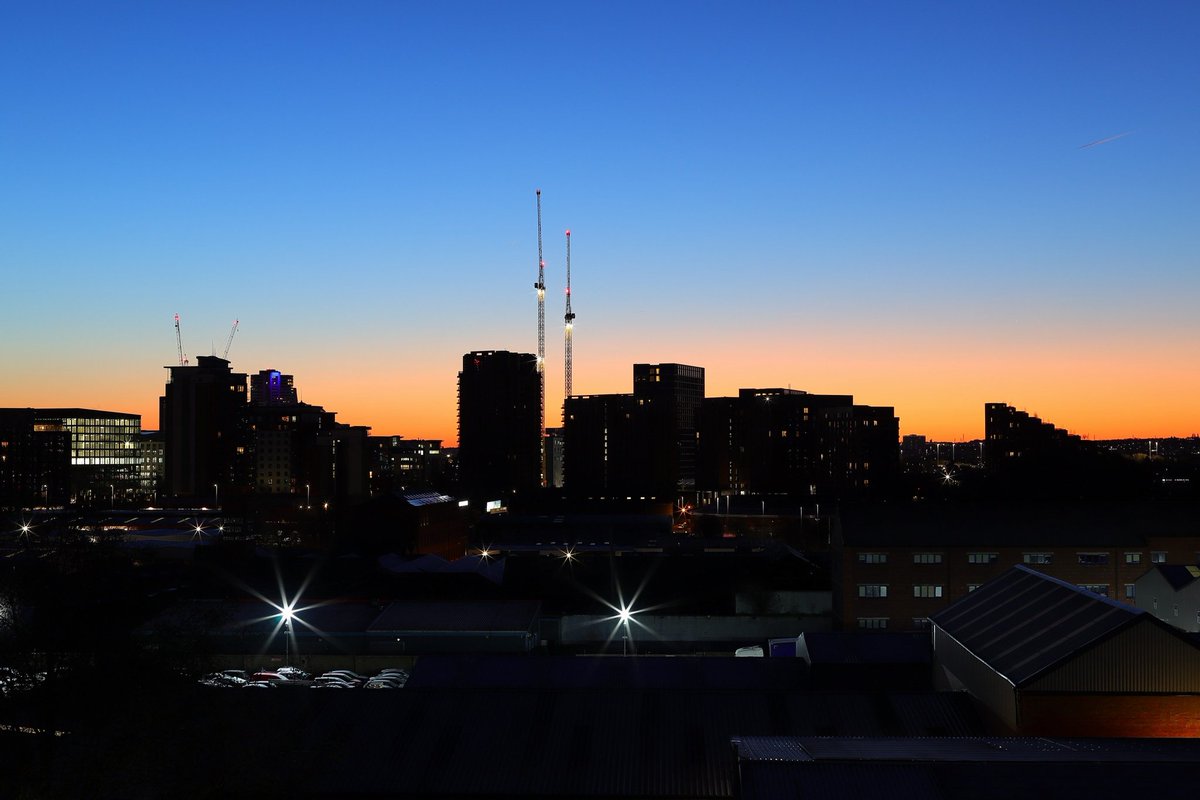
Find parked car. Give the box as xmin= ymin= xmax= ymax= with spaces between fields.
xmin=276 ymin=666 xmax=310 ymax=680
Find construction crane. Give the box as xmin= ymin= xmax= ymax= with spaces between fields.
xmin=173 ymin=313 xmax=188 ymax=366
xmin=534 ymin=190 xmax=547 ymax=485
xmin=564 ymin=229 xmax=575 ymax=400
xmin=222 ymin=319 xmax=239 ymax=359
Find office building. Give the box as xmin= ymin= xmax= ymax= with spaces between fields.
xmin=368 ymin=437 xmax=449 ymax=495
xmin=457 ymin=351 xmax=541 ymax=498
xmin=33 ymin=408 xmax=141 ymax=503
xmin=632 ymin=363 xmax=705 ymax=489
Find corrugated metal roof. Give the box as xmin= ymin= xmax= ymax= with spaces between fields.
xmin=367 ymin=600 xmax=540 ymax=633
xmin=734 ymin=735 xmax=1200 ymax=763
xmin=401 ymin=491 xmax=456 ymax=507
xmin=929 ymin=565 xmax=1142 ymax=685
xmin=799 ymin=631 xmax=931 ymax=665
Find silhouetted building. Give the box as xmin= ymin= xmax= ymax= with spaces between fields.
xmin=563 ymin=363 xmax=704 ymax=496
xmin=457 ymin=351 xmax=541 ymax=498
xmin=698 ymin=388 xmax=898 ymax=497
xmin=633 ymin=363 xmax=705 ymax=489
xmin=544 ymin=427 xmax=564 ymax=488
xmin=368 ymin=437 xmax=449 ymax=496
xmin=250 ymin=369 xmax=297 ymax=406
xmin=0 ymin=408 xmax=70 ymax=508
xmin=159 ymin=355 xmax=249 ymax=500
xmin=983 ymin=403 xmax=1148 ymax=497
xmin=247 ymin=402 xmax=369 ymax=506
xmin=33 ymin=408 xmax=141 ymax=503
xmin=985 ymin=402 xmax=1085 ymax=468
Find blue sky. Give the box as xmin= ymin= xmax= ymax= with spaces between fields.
xmin=2 ymin=2 xmax=1198 ymax=440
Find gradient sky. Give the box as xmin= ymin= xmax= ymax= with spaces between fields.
xmin=2 ymin=2 xmax=1198 ymax=444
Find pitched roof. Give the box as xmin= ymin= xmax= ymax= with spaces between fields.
xmin=929 ymin=565 xmax=1142 ymax=685
xmin=1155 ymin=564 xmax=1200 ymax=591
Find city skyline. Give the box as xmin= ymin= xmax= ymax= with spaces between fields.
xmin=2 ymin=3 xmax=1198 ymax=443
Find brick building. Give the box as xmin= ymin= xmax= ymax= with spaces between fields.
xmin=833 ymin=501 xmax=1200 ymax=631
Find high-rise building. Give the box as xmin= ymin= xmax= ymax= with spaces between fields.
xmin=250 ymin=369 xmax=298 ymax=406
xmin=697 ymin=388 xmax=898 ymax=497
xmin=160 ymin=355 xmax=249 ymax=500
xmin=457 ymin=351 xmax=541 ymax=498
xmin=367 ymin=436 xmax=449 ymax=495
xmin=562 ymin=363 xmax=705 ymax=495
xmin=633 ymin=363 xmax=705 ymax=490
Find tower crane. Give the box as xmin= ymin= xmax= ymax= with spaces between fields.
xmin=222 ymin=319 xmax=239 ymax=359
xmin=174 ymin=313 xmax=188 ymax=366
xmin=564 ymin=229 xmax=575 ymax=400
xmin=535 ymin=190 xmax=547 ymax=485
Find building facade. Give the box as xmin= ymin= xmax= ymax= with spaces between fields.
xmin=457 ymin=351 xmax=541 ymax=498
xmin=834 ymin=502 xmax=1200 ymax=632
xmin=697 ymin=388 xmax=898 ymax=498
xmin=34 ymin=408 xmax=141 ymax=503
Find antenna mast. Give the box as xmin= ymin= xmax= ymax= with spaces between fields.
xmin=564 ymin=229 xmax=575 ymax=400
xmin=535 ymin=190 xmax=547 ymax=485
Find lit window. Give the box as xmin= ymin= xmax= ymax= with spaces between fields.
xmin=1151 ymin=551 xmax=1167 ymax=564
xmin=1023 ymin=553 xmax=1052 ymax=565
xmin=1124 ymin=552 xmax=1142 ymax=565
xmin=913 ymin=585 xmax=943 ymax=598
xmin=967 ymin=584 xmax=982 ymax=592
xmin=967 ymin=552 xmax=998 ymax=565
xmin=858 ymin=584 xmax=888 ymax=598
xmin=913 ymin=553 xmax=942 ymax=565
xmin=1124 ymin=584 xmax=1135 ymax=599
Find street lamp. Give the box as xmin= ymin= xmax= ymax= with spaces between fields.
xmin=281 ymin=603 xmax=295 ymax=665
xmin=305 ymin=483 xmax=310 ymax=509
xmin=109 ymin=484 xmax=115 ymax=507
xmin=213 ymin=483 xmax=219 ymax=507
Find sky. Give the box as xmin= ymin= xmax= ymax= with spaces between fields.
xmin=1 ymin=1 xmax=1198 ymax=444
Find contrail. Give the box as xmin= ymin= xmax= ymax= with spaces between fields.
xmin=1079 ymin=131 xmax=1132 ymax=149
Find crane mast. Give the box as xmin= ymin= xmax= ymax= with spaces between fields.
xmin=534 ymin=190 xmax=547 ymax=485
xmin=174 ymin=313 xmax=187 ymax=366
xmin=564 ymin=229 xmax=575 ymax=400
xmin=222 ymin=319 xmax=239 ymax=359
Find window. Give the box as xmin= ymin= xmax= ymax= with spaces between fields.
xmin=1078 ymin=584 xmax=1110 ymax=596
xmin=1124 ymin=584 xmax=1136 ymax=599
xmin=967 ymin=584 xmax=982 ymax=592
xmin=913 ymin=553 xmax=943 ymax=565
xmin=858 ymin=584 xmax=888 ymax=598
xmin=1023 ymin=553 xmax=1053 ymax=565
xmin=913 ymin=584 xmax=943 ymax=598
xmin=912 ymin=617 xmax=931 ymax=629
xmin=1173 ymin=605 xmax=1179 ymax=618
xmin=1151 ymin=551 xmax=1167 ymax=564
xmin=857 ymin=617 xmax=888 ymax=629
xmin=1124 ymin=552 xmax=1142 ymax=565
xmin=967 ymin=552 xmax=998 ymax=565
xmin=858 ymin=553 xmax=887 ymax=565
xmin=1077 ymin=552 xmax=1110 ymax=566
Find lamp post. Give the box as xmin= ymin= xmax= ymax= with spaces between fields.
xmin=213 ymin=483 xmax=219 ymax=507
xmin=109 ymin=484 xmax=115 ymax=507
xmin=305 ymin=483 xmax=311 ymax=509
xmin=281 ymin=604 xmax=294 ymax=666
